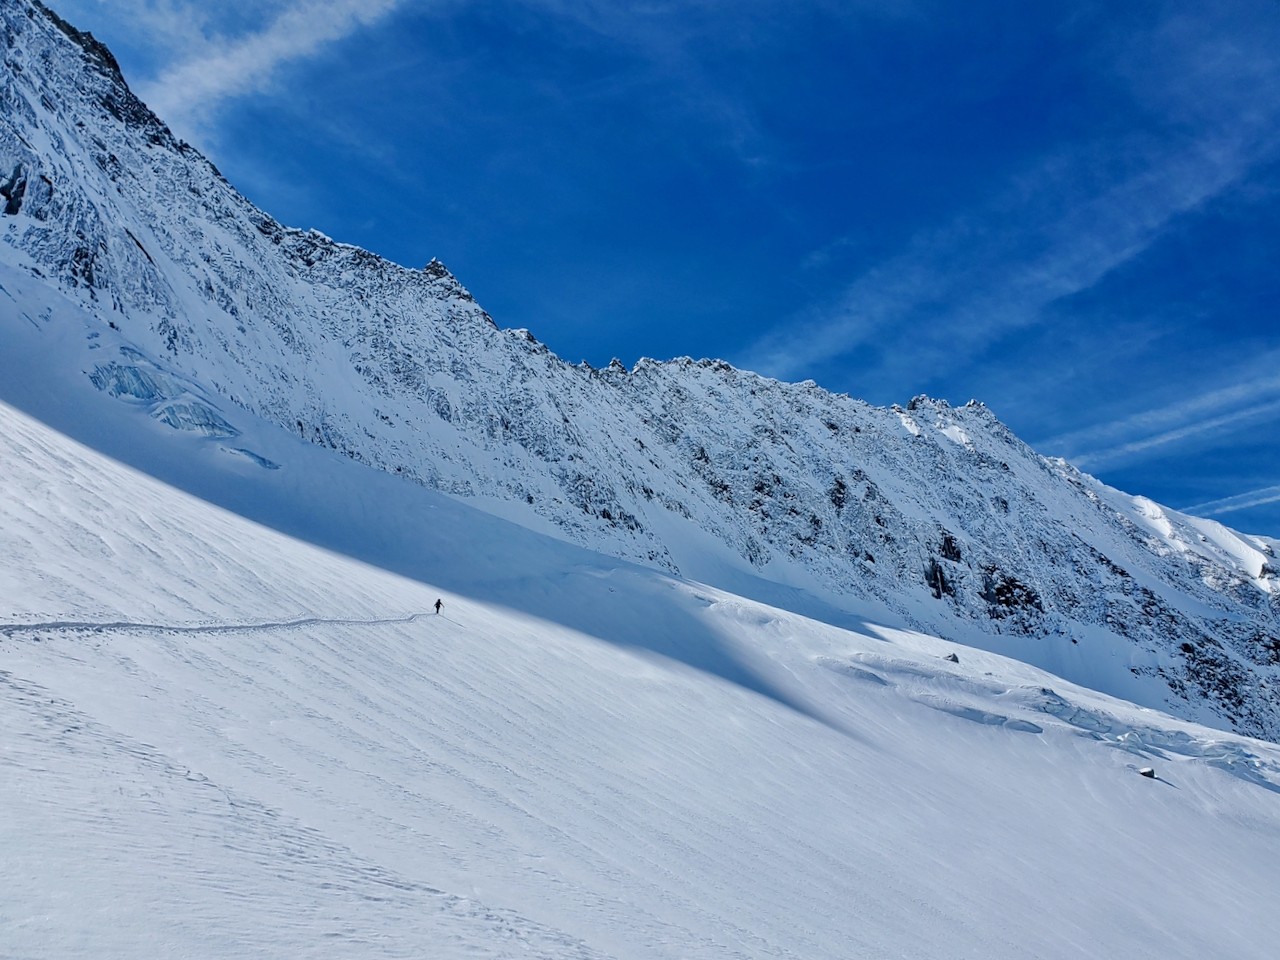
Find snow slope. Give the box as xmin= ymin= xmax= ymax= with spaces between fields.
xmin=2 ymin=225 xmax=1279 ymax=958
xmin=3 ymin=218 xmax=1278 ymax=958
xmin=5 ymin=378 xmax=1280 ymax=959
xmin=2 ymin=8 xmax=1280 ymax=952
xmin=2 ymin=0 xmax=1279 ymax=738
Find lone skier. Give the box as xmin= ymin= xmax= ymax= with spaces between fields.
xmin=434 ymin=598 xmax=443 ymax=615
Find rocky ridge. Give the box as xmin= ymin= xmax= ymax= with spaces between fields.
xmin=2 ymin=0 xmax=1278 ymax=737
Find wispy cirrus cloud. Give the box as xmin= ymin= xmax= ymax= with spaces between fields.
xmin=1182 ymin=485 xmax=1280 ymax=519
xmin=129 ymin=0 xmax=409 ymax=146
xmin=736 ymin=5 xmax=1280 ymax=397
xmin=1037 ymin=355 xmax=1280 ymax=471
xmin=1057 ymin=396 xmax=1280 ymax=472
xmin=57 ymin=0 xmax=224 ymax=54
xmin=738 ymin=133 xmax=1268 ymax=385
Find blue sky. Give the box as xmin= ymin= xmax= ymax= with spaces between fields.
xmin=53 ymin=0 xmax=1280 ymax=537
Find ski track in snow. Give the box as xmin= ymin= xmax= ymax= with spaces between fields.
xmin=4 ymin=396 xmax=1280 ymax=958
xmin=0 ymin=665 xmax=613 ymax=960
xmin=2 ymin=614 xmax=803 ymax=959
xmin=0 ymin=611 xmax=430 ymax=638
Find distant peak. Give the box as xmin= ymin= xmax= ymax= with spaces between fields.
xmin=423 ymin=258 xmax=453 ymax=280
xmin=905 ymin=395 xmax=951 ymax=412
xmin=28 ymin=1 xmax=178 ymax=146
xmin=33 ymin=1 xmax=124 ymax=83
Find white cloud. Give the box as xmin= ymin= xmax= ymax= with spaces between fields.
xmin=1067 ymin=397 xmax=1280 ymax=472
xmin=738 ymin=125 xmax=1279 ymax=388
xmin=1181 ymin=485 xmax=1280 ymax=518
xmin=133 ymin=0 xmax=408 ymax=146
xmin=1038 ymin=357 xmax=1280 ymax=468
xmin=55 ymin=0 xmax=221 ymax=52
xmin=736 ymin=6 xmax=1280 ymax=397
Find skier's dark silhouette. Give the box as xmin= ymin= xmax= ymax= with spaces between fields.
xmin=434 ymin=598 xmax=443 ymax=615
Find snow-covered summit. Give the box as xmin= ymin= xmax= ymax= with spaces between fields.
xmin=2 ymin=0 xmax=1278 ymax=738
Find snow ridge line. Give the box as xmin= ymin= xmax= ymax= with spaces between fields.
xmin=0 ymin=612 xmax=430 ymax=638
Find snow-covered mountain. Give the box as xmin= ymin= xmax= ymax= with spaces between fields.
xmin=7 ymin=352 xmax=1280 ymax=960
xmin=3 ymin=0 xmax=1279 ymax=742
xmin=5 ymin=6 xmax=1280 ymax=956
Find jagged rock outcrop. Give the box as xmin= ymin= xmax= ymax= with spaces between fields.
xmin=3 ymin=0 xmax=1278 ymax=737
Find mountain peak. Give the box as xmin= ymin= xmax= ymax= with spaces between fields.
xmin=2 ymin=1 xmax=1278 ymax=741
xmin=28 ymin=0 xmax=172 ymax=142
xmin=33 ymin=1 xmax=122 ymax=80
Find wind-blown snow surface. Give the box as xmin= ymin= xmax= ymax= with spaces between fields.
xmin=8 ymin=325 xmax=1280 ymax=960
xmin=5 ymin=392 xmax=1280 ymax=960
xmin=2 ymin=0 xmax=1279 ymax=739
xmin=2 ymin=255 xmax=1280 ymax=960
xmin=3 ymin=8 xmax=1280 ymax=950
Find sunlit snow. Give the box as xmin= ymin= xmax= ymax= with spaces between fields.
xmin=3 ymin=4 xmax=1280 ymax=955
xmin=3 ymin=345 xmax=1280 ymax=958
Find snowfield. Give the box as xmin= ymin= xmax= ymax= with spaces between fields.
xmin=3 ymin=0 xmax=1279 ymax=742
xmin=3 ymin=2 xmax=1280 ymax=955
xmin=3 ymin=380 xmax=1280 ymax=958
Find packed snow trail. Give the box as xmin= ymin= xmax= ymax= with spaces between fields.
xmin=1 ymin=664 xmax=613 ymax=960
xmin=0 ymin=612 xmax=429 ymax=637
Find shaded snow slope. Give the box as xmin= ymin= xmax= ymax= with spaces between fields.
xmin=2 ymin=0 xmax=1279 ymax=740
xmin=6 ymin=397 xmax=1280 ymax=960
